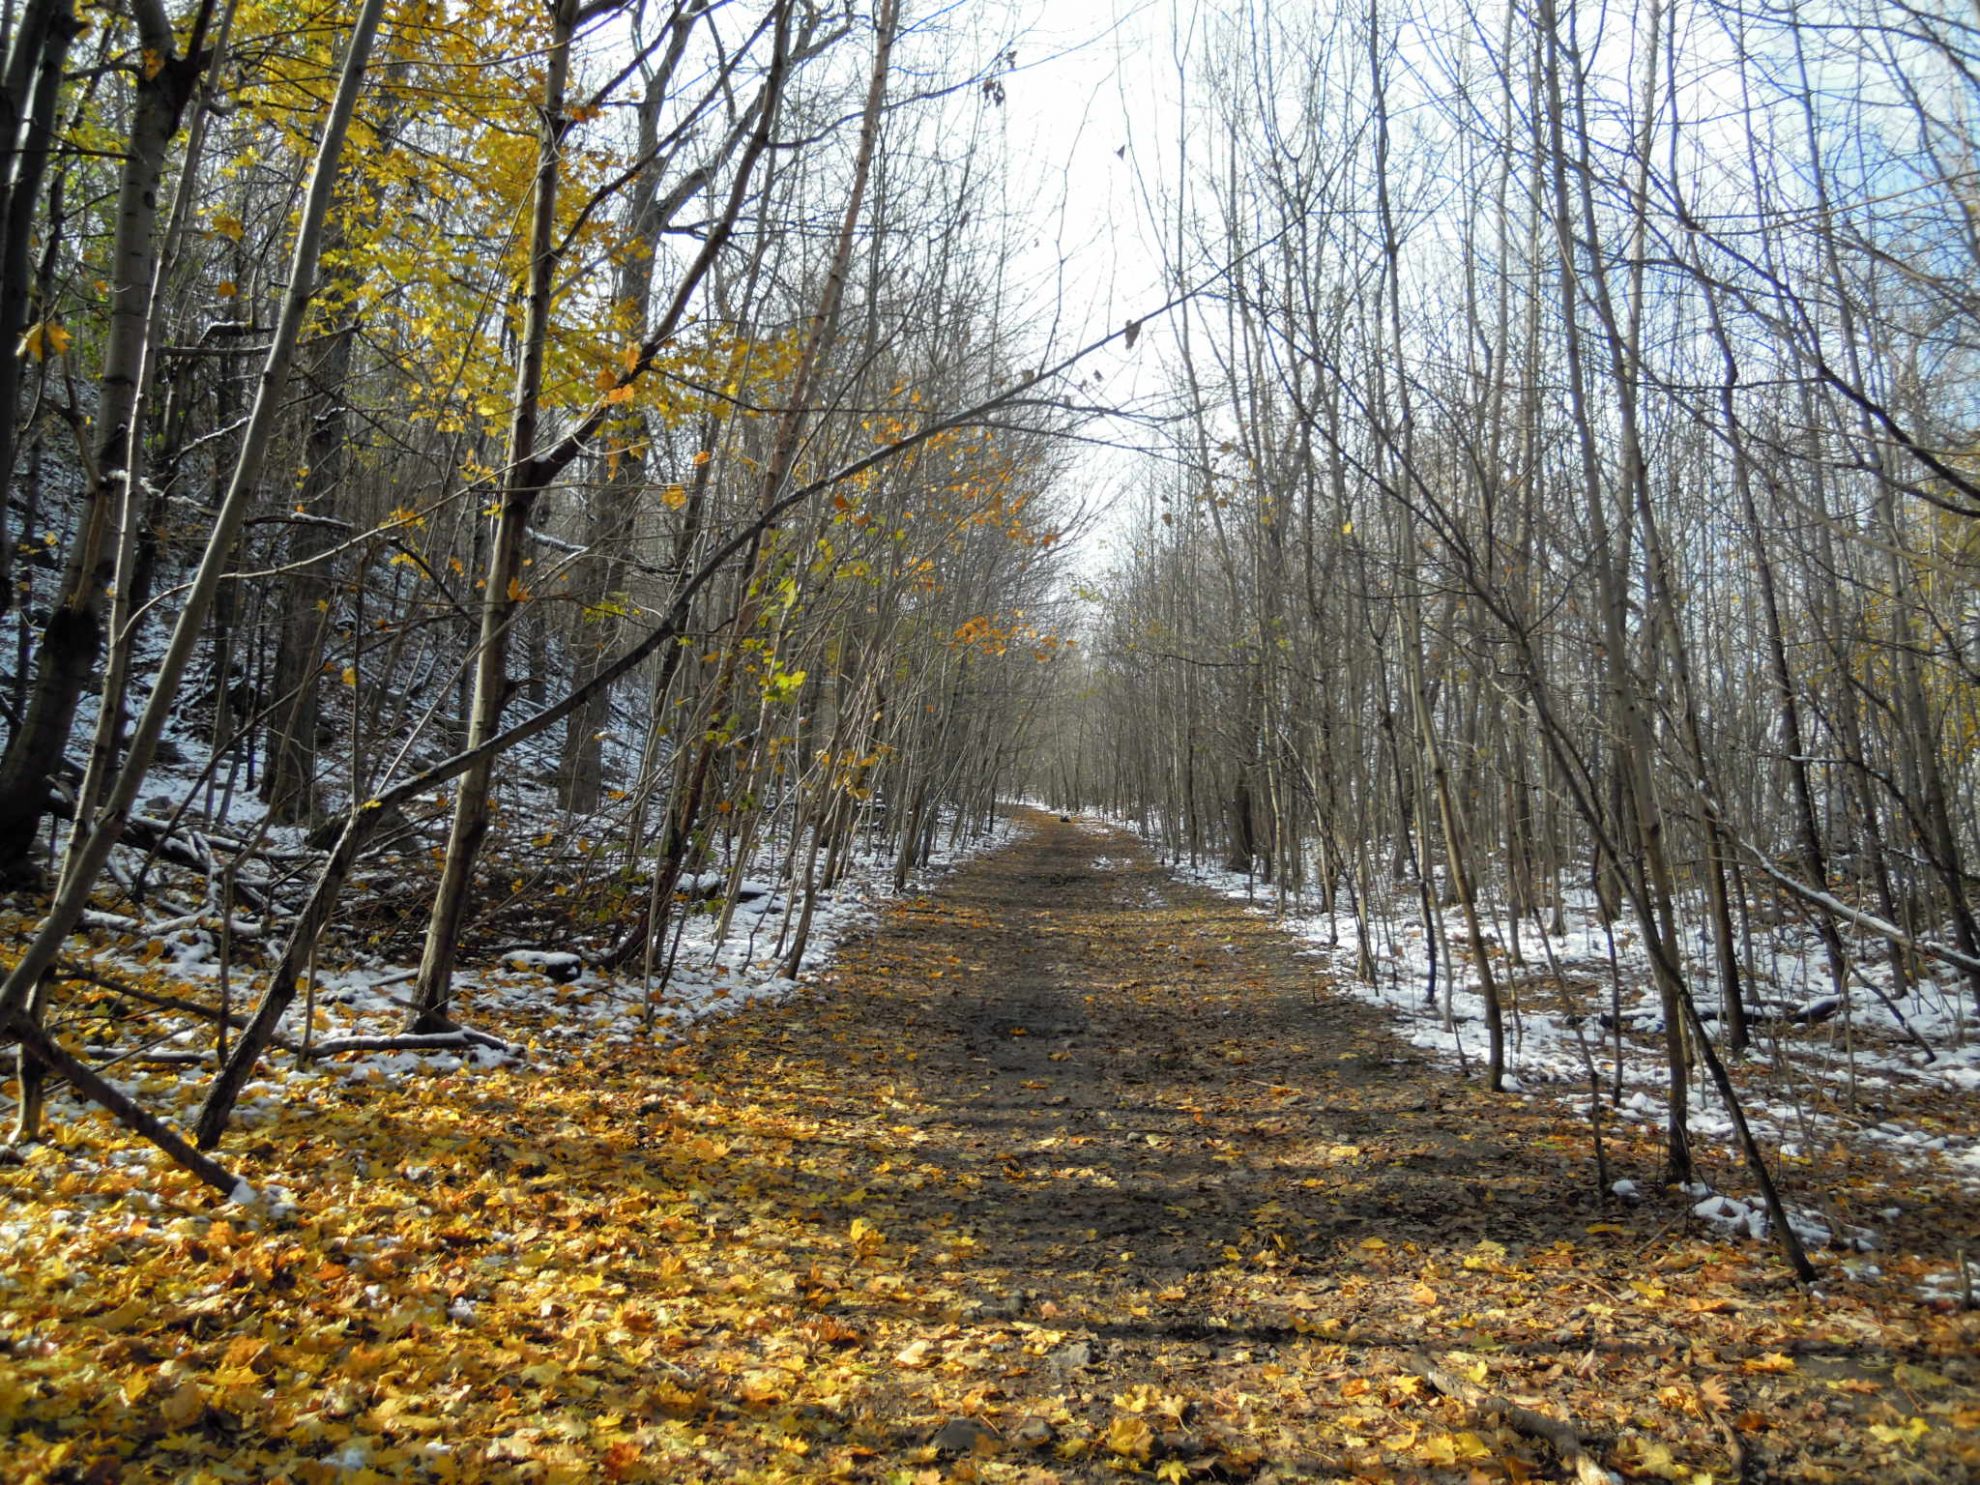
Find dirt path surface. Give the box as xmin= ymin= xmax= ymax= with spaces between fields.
xmin=660 ymin=810 xmax=1978 ymax=1483
xmin=10 ymin=810 xmax=1975 ymax=1484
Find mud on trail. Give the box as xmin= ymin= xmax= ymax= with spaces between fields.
xmin=665 ymin=810 xmax=1978 ymax=1483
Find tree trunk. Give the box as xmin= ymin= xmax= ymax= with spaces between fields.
xmin=0 ymin=0 xmax=387 ymax=1174
xmin=410 ymin=0 xmax=580 ymax=1032
xmin=0 ymin=1 xmax=199 ymax=882
xmin=0 ymin=0 xmax=77 ymax=616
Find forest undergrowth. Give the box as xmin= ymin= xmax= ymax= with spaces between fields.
xmin=2 ymin=810 xmax=1975 ymax=1483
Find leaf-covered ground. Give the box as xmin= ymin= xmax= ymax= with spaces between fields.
xmin=3 ymin=811 xmax=1977 ymax=1482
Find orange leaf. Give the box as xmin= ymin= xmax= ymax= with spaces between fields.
xmin=1743 ymin=1352 xmax=1795 ymax=1374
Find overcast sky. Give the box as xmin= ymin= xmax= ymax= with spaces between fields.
xmin=994 ymin=0 xmax=1183 ymax=574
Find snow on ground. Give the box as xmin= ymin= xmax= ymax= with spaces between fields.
xmin=20 ymin=808 xmax=1017 ymax=1167
xmin=1118 ymin=820 xmax=1978 ymax=1286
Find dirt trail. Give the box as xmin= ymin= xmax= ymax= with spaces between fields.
xmin=11 ymin=811 xmax=1976 ymax=1484
xmin=810 ymin=810 xmax=1535 ymax=1280
xmin=668 ymin=809 xmax=1974 ymax=1482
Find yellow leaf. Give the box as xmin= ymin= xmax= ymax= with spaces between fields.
xmin=1418 ymin=1433 xmax=1459 ymax=1466
xmin=1625 ymin=1439 xmax=1685 ymax=1479
xmin=216 ymin=280 xmax=238 ymax=299
xmin=507 ymin=576 xmax=530 ymax=602
xmin=142 ymin=47 xmax=166 ymax=81
xmin=1104 ymin=1414 xmax=1154 ymax=1460
xmin=1892 ymin=1363 xmax=1952 ymax=1390
xmin=1868 ymin=1416 xmax=1929 ymax=1449
xmin=97 ymin=1298 xmax=148 ymax=1332
xmin=159 ymin=1380 xmax=204 ymax=1428
xmin=661 ymin=484 xmax=688 ymax=510
xmin=341 ymin=666 xmax=357 ymax=687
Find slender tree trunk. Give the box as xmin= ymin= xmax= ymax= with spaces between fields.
xmin=1537 ymin=0 xmax=1689 ymax=1180
xmin=0 ymin=0 xmax=388 ymax=1184
xmin=410 ymin=0 xmax=580 ymax=1032
xmin=0 ymin=0 xmax=77 ymax=615
xmin=0 ymin=0 xmax=202 ymax=882
xmin=560 ymin=2 xmax=727 ymax=811
xmin=1366 ymin=1 xmax=1503 ymax=1084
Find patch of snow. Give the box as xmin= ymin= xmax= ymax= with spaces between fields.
xmin=1111 ymin=809 xmax=1980 ymax=1262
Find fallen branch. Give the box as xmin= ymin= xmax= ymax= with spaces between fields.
xmin=83 ymin=1047 xmax=212 ymax=1065
xmin=307 ymin=1027 xmax=525 ymax=1059
xmin=2 ymin=1006 xmax=236 ymax=1196
xmin=42 ymin=789 xmax=275 ymax=916
xmin=1407 ymin=1350 xmax=1616 ymax=1485
xmin=1743 ymin=850 xmax=1980 ymax=979
xmin=53 ymin=963 xmax=305 ymax=1053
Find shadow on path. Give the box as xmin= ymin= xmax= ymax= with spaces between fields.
xmin=667 ymin=809 xmax=1970 ymax=1481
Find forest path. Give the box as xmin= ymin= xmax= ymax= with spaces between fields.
xmin=9 ymin=811 xmax=1972 ymax=1483
xmin=660 ymin=809 xmax=1963 ymax=1482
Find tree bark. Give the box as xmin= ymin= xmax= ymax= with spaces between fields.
xmin=409 ymin=0 xmax=582 ymax=1033
xmin=0 ymin=0 xmax=201 ymax=882
xmin=0 ymin=0 xmax=77 ymax=615
xmin=0 ymin=0 xmax=389 ymax=1029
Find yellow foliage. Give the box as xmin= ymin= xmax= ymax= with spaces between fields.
xmin=17 ymin=321 xmax=71 ymax=359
